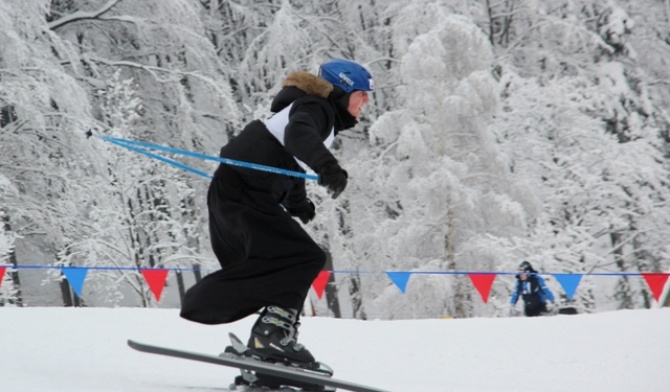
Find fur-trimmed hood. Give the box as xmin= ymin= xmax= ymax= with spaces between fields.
xmin=283 ymin=71 xmax=333 ymax=98
xmin=270 ymin=71 xmax=333 ymax=113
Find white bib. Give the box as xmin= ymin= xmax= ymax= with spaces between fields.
xmin=263 ymin=102 xmax=335 ymax=170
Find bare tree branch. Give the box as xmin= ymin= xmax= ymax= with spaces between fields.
xmin=48 ymin=0 xmax=124 ymax=30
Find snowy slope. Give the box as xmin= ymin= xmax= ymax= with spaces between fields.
xmin=1 ymin=307 xmax=668 ymax=392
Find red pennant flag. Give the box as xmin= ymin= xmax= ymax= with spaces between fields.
xmin=0 ymin=267 xmax=6 ymax=288
xmin=641 ymin=273 xmax=669 ymax=303
xmin=311 ymin=270 xmax=332 ymax=300
xmin=467 ymin=273 xmax=497 ymax=304
xmin=140 ymin=269 xmax=170 ymax=302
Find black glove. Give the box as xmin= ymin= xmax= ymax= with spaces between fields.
xmin=318 ymin=162 xmax=348 ymax=199
xmin=285 ymin=199 xmax=316 ymax=224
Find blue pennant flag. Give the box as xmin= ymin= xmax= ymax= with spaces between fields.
xmin=553 ymin=273 xmax=583 ymax=301
xmin=385 ymin=271 xmax=412 ymax=294
xmin=62 ymin=267 xmax=89 ymax=297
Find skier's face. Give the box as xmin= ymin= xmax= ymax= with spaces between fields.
xmin=348 ymin=90 xmax=370 ymax=120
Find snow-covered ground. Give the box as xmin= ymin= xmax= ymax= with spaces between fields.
xmin=2 ymin=307 xmax=668 ymax=392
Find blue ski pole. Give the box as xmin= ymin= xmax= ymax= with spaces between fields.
xmin=88 ymin=131 xmax=319 ymax=181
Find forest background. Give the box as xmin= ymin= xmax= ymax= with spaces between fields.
xmin=1 ymin=0 xmax=670 ymax=319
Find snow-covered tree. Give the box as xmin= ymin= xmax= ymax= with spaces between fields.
xmin=0 ymin=189 xmax=18 ymax=306
xmin=490 ymin=0 xmax=670 ymax=311
xmin=316 ymin=10 xmax=524 ymax=319
xmin=2 ymin=0 xmax=236 ymax=306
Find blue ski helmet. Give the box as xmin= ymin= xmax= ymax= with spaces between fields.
xmin=319 ymin=58 xmax=374 ymax=93
xmin=518 ymin=261 xmax=535 ymax=273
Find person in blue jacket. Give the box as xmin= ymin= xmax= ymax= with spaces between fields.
xmin=510 ymin=261 xmax=555 ymax=317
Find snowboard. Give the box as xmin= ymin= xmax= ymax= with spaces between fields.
xmin=127 ymin=338 xmax=390 ymax=392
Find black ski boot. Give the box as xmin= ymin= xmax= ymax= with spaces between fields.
xmin=246 ymin=306 xmax=316 ymax=366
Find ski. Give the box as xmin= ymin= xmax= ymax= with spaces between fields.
xmin=127 ymin=339 xmax=390 ymax=392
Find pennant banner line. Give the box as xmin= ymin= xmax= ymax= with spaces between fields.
xmin=1 ymin=264 xmax=664 ymax=276
xmin=1 ymin=265 xmax=668 ymax=304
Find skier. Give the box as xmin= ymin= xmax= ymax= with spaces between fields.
xmin=510 ymin=261 xmax=555 ymax=317
xmin=180 ymin=59 xmax=374 ymax=368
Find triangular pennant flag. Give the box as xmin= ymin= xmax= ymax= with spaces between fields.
xmin=553 ymin=273 xmax=583 ymax=301
xmin=62 ymin=267 xmax=89 ymax=297
xmin=140 ymin=269 xmax=170 ymax=302
xmin=385 ymin=271 xmax=412 ymax=294
xmin=467 ymin=273 xmax=497 ymax=304
xmin=311 ymin=270 xmax=332 ymax=300
xmin=641 ymin=272 xmax=670 ymax=303
xmin=0 ymin=267 xmax=6 ymax=288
